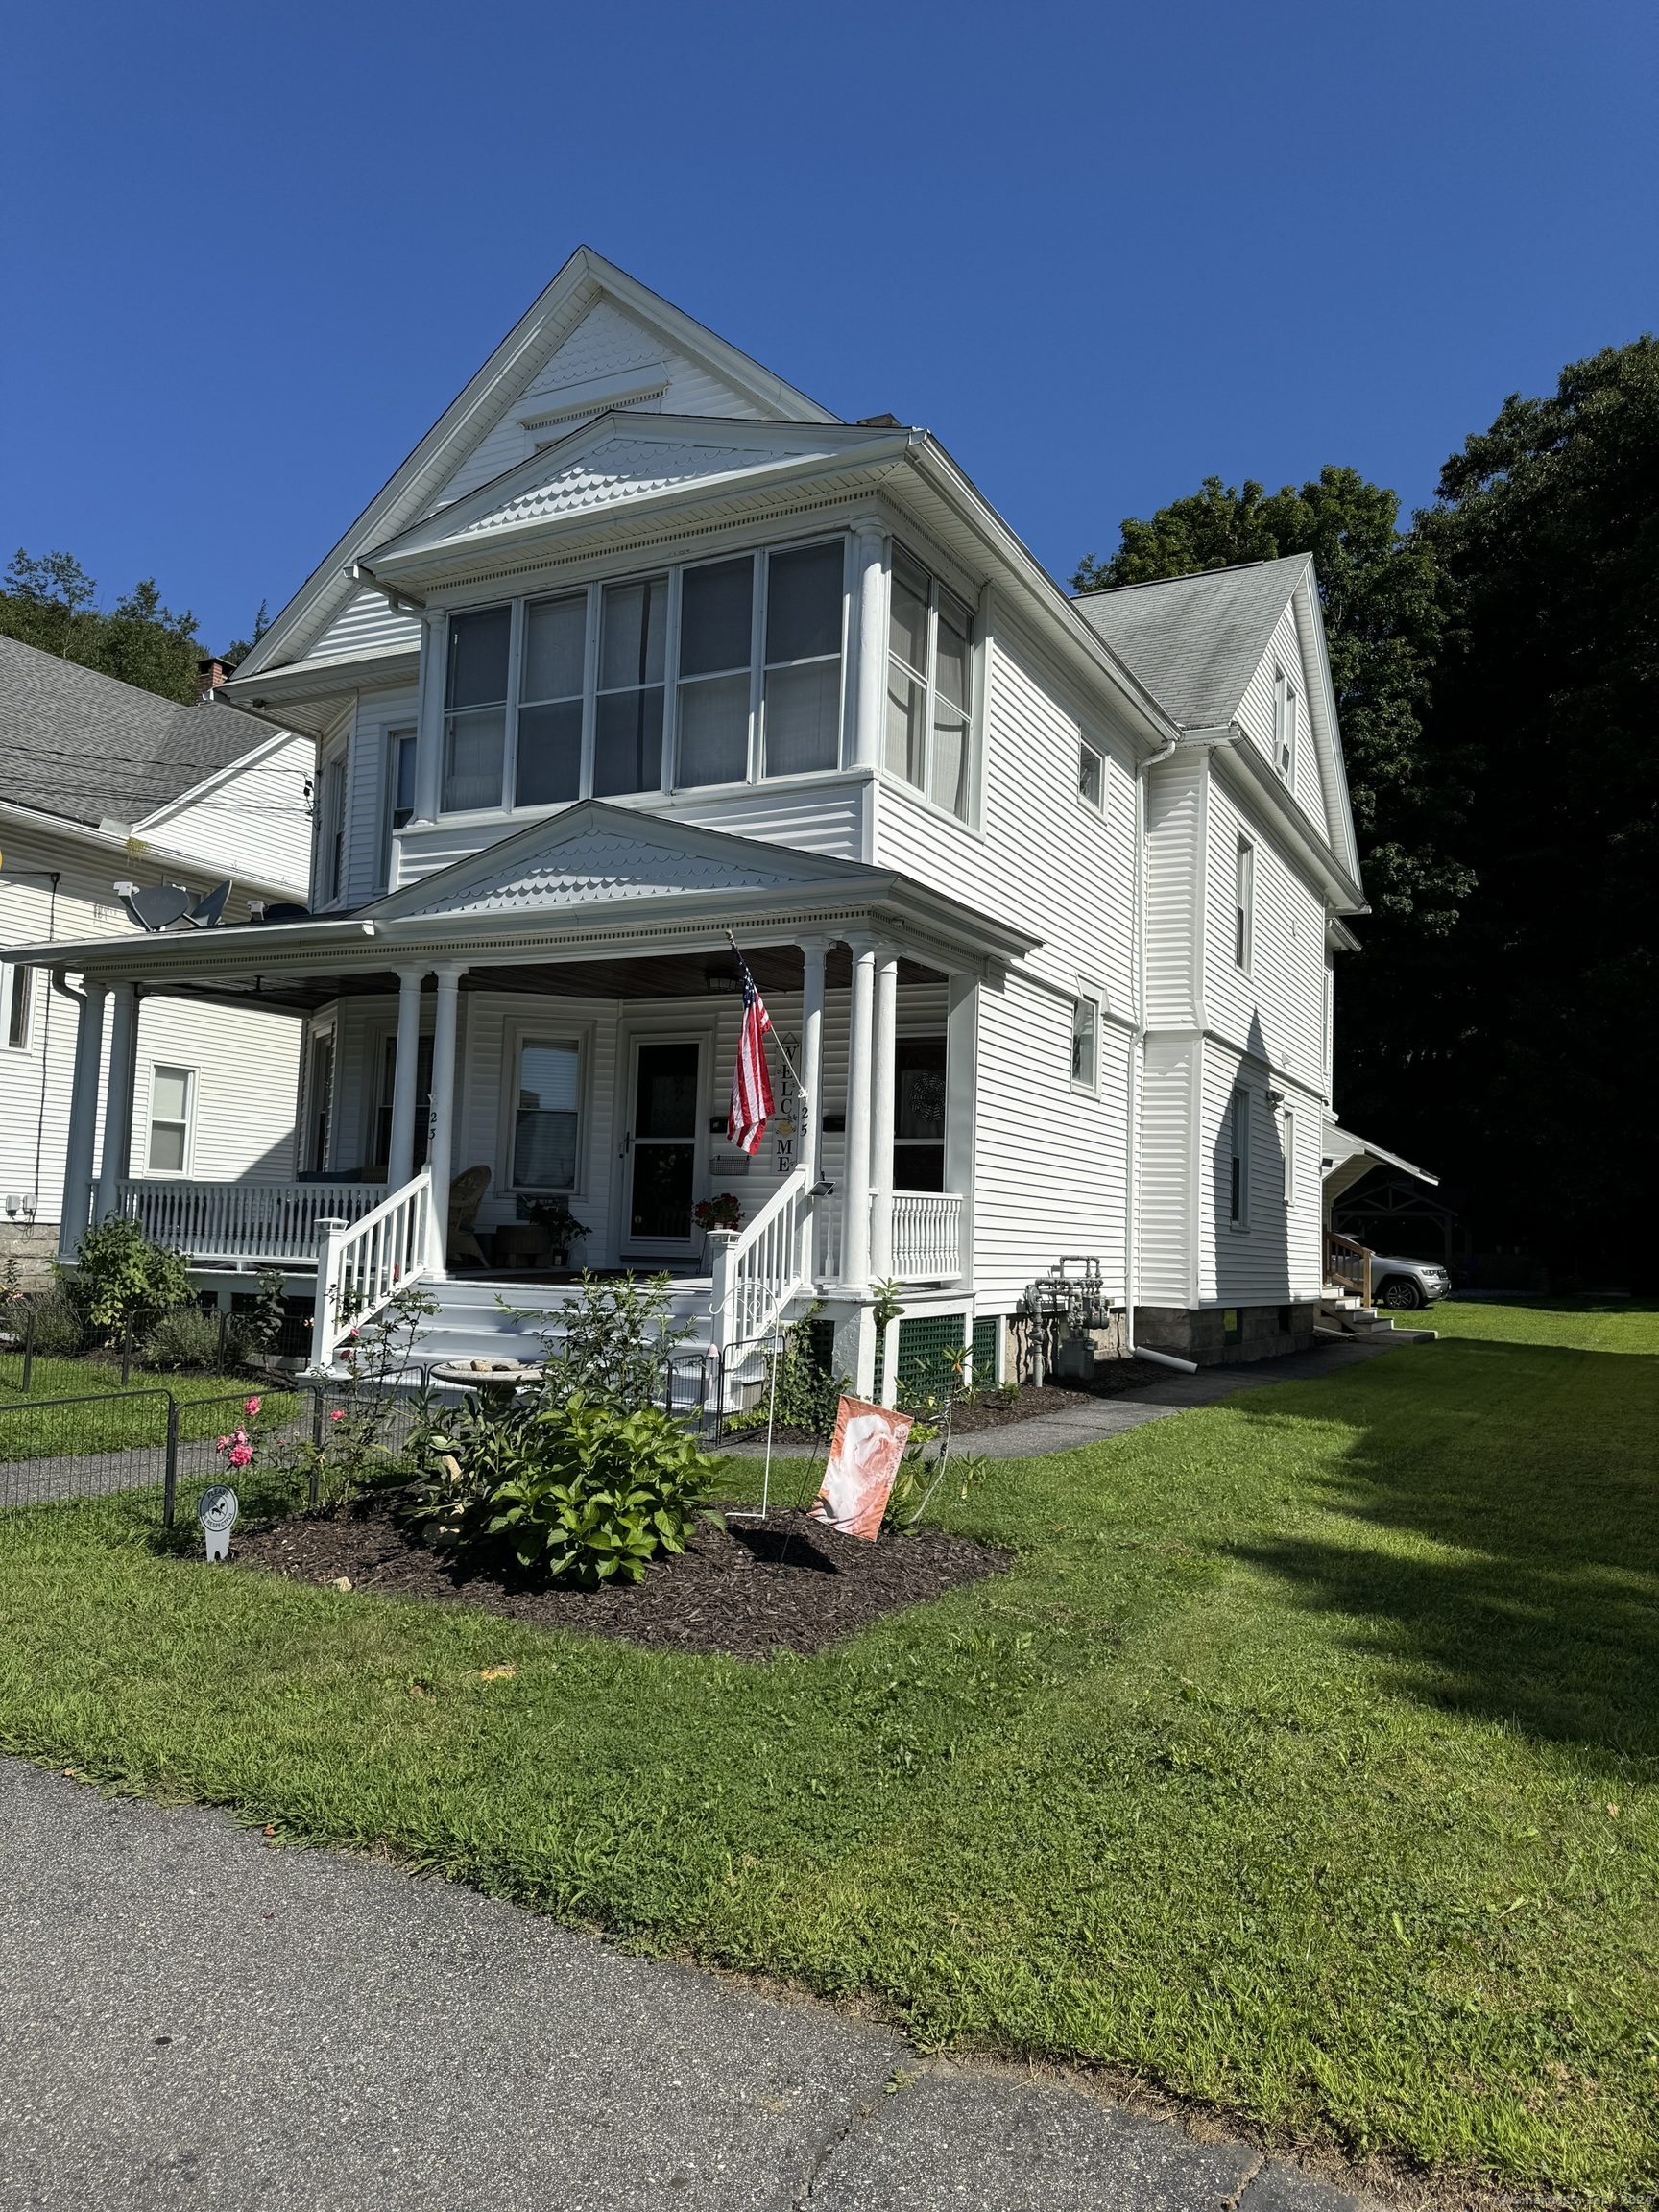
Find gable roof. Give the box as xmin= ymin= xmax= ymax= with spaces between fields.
xmin=360 ymin=412 xmax=905 ymax=585
xmin=0 ymin=634 xmax=289 ymax=830
xmin=1070 ymin=554 xmax=1312 ymax=732
xmin=230 ymin=246 xmax=841 ymax=689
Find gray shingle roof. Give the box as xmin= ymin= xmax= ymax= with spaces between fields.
xmin=0 ymin=637 xmax=279 ymax=829
xmin=1071 ymin=553 xmax=1310 ymax=731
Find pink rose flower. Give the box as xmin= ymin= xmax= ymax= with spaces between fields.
xmin=244 ymin=1396 xmax=262 ymax=1417
xmin=215 ymin=1435 xmax=229 ymax=1454
xmin=329 ymin=1408 xmax=345 ymax=1422
xmin=228 ymin=1442 xmax=253 ymax=1468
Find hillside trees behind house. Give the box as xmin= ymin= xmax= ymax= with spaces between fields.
xmin=0 ymin=548 xmax=266 ymax=704
xmin=1074 ymin=338 xmax=1659 ymax=1282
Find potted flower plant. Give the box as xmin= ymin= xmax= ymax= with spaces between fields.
xmin=524 ymin=1199 xmax=589 ymax=1269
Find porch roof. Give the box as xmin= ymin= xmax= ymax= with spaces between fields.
xmin=7 ymin=800 xmax=1041 ymax=1003
xmin=1321 ymin=1119 xmax=1438 ymax=1210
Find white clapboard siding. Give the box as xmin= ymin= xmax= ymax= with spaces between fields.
xmin=306 ymin=588 xmax=422 ymax=667
xmin=1142 ymin=754 xmax=1205 ymax=1031
xmin=972 ymin=974 xmax=1126 ymax=1309
xmin=138 ymin=733 xmax=315 ymax=898
xmin=1195 ymin=1044 xmax=1324 ymax=1306
xmin=1137 ymin=1037 xmax=1195 ymax=1307
xmin=1235 ymin=603 xmax=1327 ymax=831
xmin=1204 ymin=777 xmax=1326 ymax=1083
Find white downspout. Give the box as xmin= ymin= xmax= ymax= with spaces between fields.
xmin=1125 ymin=735 xmax=1198 ymax=1376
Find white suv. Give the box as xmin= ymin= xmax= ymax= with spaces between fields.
xmin=1370 ymin=1256 xmax=1452 ymax=1310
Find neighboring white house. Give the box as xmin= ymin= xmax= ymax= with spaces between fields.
xmin=0 ymin=638 xmax=314 ymax=1284
xmin=6 ymin=246 xmax=1411 ymax=1380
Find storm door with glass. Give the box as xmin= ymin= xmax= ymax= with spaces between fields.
xmin=626 ymin=1040 xmax=702 ymax=1250
xmin=893 ymin=1036 xmax=947 ymax=1190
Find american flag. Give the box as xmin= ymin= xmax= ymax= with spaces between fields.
xmin=728 ymin=957 xmax=775 ymax=1157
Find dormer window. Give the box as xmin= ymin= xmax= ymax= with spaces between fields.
xmin=886 ymin=548 xmax=973 ymax=823
xmin=1273 ymin=669 xmax=1298 ymax=784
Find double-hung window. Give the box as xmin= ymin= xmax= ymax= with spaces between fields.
xmin=596 ymin=576 xmax=668 ymax=796
xmin=1070 ymin=996 xmax=1099 ymax=1092
xmin=1230 ymin=1089 xmax=1250 ymax=1226
xmin=1077 ymin=739 xmax=1104 ymax=814
xmin=513 ymin=1040 xmax=581 ymax=1190
xmin=1235 ymin=837 xmax=1254 ymax=971
xmin=317 ymin=752 xmax=347 ymax=905
xmin=147 ymin=1066 xmax=195 ymax=1174
xmin=677 ymin=557 xmax=754 ymax=787
xmin=381 ymin=729 xmax=417 ymax=889
xmin=4 ymin=964 xmax=34 ymax=1050
xmin=763 ymin=541 xmax=844 ymax=776
xmin=886 ymin=548 xmax=974 ymax=822
xmin=444 ymin=607 xmax=512 ymax=812
xmin=1274 ymin=670 xmax=1298 ymax=784
xmin=517 ymin=593 xmax=588 ymax=805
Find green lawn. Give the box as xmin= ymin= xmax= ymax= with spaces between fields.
xmin=1 ymin=1305 xmax=1654 ymax=2197
xmin=0 ymin=1358 xmax=293 ymax=1462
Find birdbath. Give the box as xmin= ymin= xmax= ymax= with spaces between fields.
xmin=428 ymin=1358 xmax=543 ymax=1407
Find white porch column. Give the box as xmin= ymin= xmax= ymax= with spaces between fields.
xmin=839 ymin=937 xmax=877 ymax=1290
xmin=868 ymin=949 xmax=899 ymax=1284
xmin=385 ymin=966 xmax=426 ymax=1187
xmin=59 ymin=979 xmax=107 ymax=1259
xmin=797 ymin=935 xmax=829 ymax=1284
xmin=94 ymin=981 xmax=139 ymax=1222
xmin=851 ymin=528 xmax=887 ymax=776
xmin=424 ymin=964 xmax=465 ymax=1273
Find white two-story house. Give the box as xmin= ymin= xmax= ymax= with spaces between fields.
xmin=0 ymin=640 xmax=314 ymax=1286
xmin=7 ymin=248 xmax=1377 ymax=1385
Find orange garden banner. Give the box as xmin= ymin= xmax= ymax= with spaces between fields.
xmin=809 ymin=1396 xmax=913 ymax=1542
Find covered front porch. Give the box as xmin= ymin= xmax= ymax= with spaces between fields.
xmin=45 ymin=804 xmax=1037 ymax=1391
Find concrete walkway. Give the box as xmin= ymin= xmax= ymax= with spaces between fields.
xmin=0 ymin=1759 xmax=1370 ymax=2211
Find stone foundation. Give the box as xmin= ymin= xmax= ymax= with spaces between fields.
xmin=0 ymin=1222 xmax=58 ymax=1290
xmin=1133 ymin=1302 xmax=1318 ymax=1367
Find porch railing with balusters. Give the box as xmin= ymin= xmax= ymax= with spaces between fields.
xmin=890 ymin=1192 xmax=963 ymax=1283
xmin=116 ymin=1180 xmax=385 ymax=1264
xmin=707 ymin=1164 xmax=814 ymax=1355
xmin=1323 ymin=1227 xmax=1373 ymax=1307
xmin=313 ymin=1171 xmax=436 ymax=1369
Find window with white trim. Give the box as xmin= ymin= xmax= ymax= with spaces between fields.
xmin=1235 ymin=837 xmax=1254 ymax=971
xmin=1070 ymin=995 xmax=1099 ymax=1092
xmin=381 ymin=729 xmax=417 ymax=889
xmin=1077 ymin=738 xmax=1104 ymax=814
xmin=146 ymin=1066 xmax=195 ymax=1174
xmin=1229 ymin=1089 xmax=1250 ymax=1226
xmin=886 ymin=548 xmax=973 ymax=822
xmin=4 ymin=964 xmax=34 ymax=1050
xmin=1274 ymin=669 xmax=1298 ymax=784
xmin=431 ymin=537 xmax=846 ymax=816
xmin=318 ymin=752 xmax=348 ymax=905
xmin=512 ymin=1040 xmax=581 ymax=1191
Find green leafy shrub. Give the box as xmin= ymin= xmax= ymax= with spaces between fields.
xmin=402 ymin=1392 xmax=725 ymax=1585
xmin=21 ymin=1287 xmax=85 ymax=1357
xmin=61 ymin=1217 xmax=192 ymax=1336
xmin=142 ymin=1303 xmax=224 ymax=1371
xmin=506 ymin=1270 xmax=690 ymax=1412
xmin=726 ymin=1305 xmax=847 ymax=1436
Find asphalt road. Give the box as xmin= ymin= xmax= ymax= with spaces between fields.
xmin=0 ymin=1759 xmax=1370 ymax=2212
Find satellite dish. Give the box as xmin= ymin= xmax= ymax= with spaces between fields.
xmin=121 ymin=884 xmax=192 ymax=932
xmin=260 ymin=902 xmax=311 ymax=925
xmin=187 ymin=880 xmax=232 ymax=929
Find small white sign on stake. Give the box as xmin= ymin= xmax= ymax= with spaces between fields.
xmin=198 ymin=1484 xmax=239 ymax=1563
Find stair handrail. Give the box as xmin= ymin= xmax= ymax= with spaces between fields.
xmin=707 ymin=1163 xmax=814 ymax=1354
xmin=1323 ymin=1227 xmax=1374 ymax=1307
xmin=312 ymin=1169 xmax=435 ymax=1370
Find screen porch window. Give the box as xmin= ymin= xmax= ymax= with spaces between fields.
xmin=893 ymin=1035 xmax=947 ymax=1191
xmin=517 ymin=592 xmax=587 ymax=806
xmin=677 ymin=556 xmax=754 ymax=788
xmin=1230 ymin=1089 xmax=1249 ymax=1225
xmin=443 ymin=606 xmax=512 ymax=812
xmin=146 ymin=1066 xmax=194 ymax=1174
xmin=513 ymin=1041 xmax=581 ymax=1190
xmin=762 ymin=541 xmax=843 ymax=776
xmin=886 ymin=548 xmax=974 ymax=822
xmin=1235 ymin=838 xmax=1254 ymax=970
xmin=4 ymin=964 xmax=33 ymax=1049
xmin=596 ymin=577 xmax=668 ymax=796
xmin=1274 ymin=670 xmax=1298 ymax=783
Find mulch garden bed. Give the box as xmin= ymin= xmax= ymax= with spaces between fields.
xmin=229 ymin=1494 xmax=1010 ymax=1659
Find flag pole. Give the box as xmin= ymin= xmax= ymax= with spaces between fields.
xmin=726 ymin=928 xmax=805 ymax=1093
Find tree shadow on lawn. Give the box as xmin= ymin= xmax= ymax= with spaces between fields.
xmin=1227 ymin=1340 xmax=1659 ymax=1763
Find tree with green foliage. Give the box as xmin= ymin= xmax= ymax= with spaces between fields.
xmin=0 ymin=546 xmax=265 ymax=705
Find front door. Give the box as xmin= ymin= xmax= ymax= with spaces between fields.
xmin=626 ymin=1039 xmax=702 ymax=1253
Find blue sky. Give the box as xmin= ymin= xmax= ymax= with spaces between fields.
xmin=3 ymin=0 xmax=1655 ymax=652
